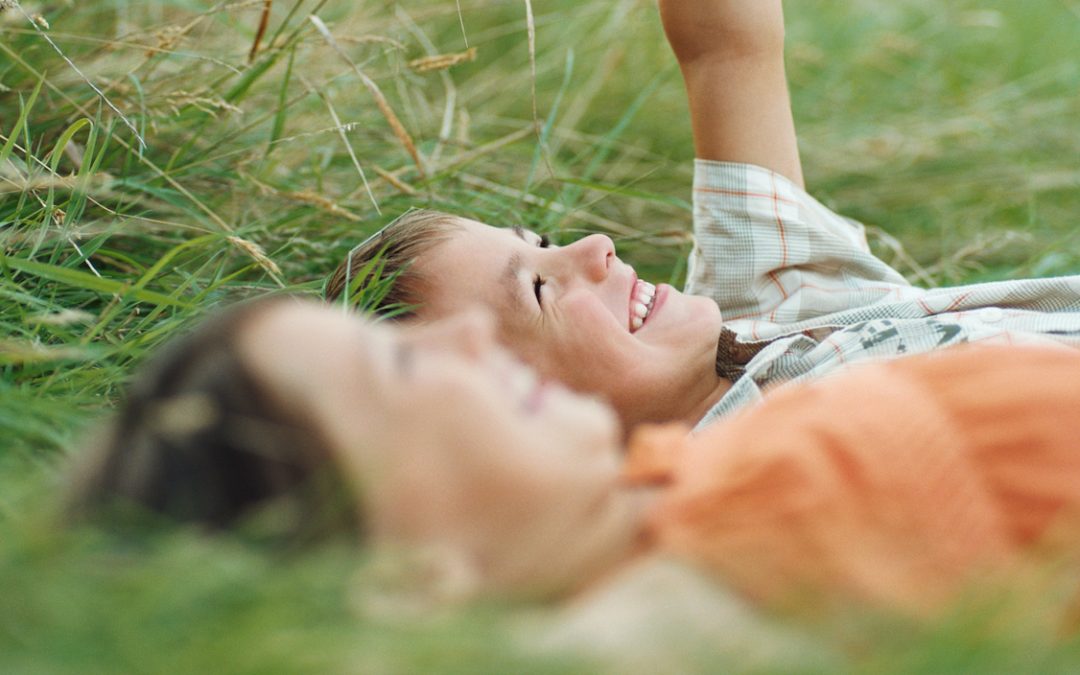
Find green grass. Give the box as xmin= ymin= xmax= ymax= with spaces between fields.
xmin=1 ymin=0 xmax=1079 ymax=671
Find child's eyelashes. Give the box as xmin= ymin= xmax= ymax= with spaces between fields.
xmin=533 ymin=274 xmax=546 ymax=306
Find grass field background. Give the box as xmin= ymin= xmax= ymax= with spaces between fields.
xmin=2 ymin=0 xmax=1079 ymax=671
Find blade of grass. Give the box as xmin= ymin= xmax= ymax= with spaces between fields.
xmin=542 ymin=70 xmax=665 ymax=229
xmin=522 ymin=0 xmax=553 ymax=180
xmin=0 ymin=256 xmax=192 ymax=308
xmin=0 ymin=77 xmax=44 ymax=169
xmin=521 ymin=48 xmax=574 ymax=205
xmin=265 ymin=45 xmax=296 ymax=158
xmin=46 ymin=118 xmax=91 ymax=174
xmin=13 ymin=3 xmax=145 ymax=152
xmin=309 ymin=14 xmax=427 ymax=180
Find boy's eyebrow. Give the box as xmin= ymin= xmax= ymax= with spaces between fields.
xmin=503 ymin=251 xmax=526 ymax=310
xmin=510 ymin=224 xmax=528 ymax=241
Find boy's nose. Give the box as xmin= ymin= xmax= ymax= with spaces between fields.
xmin=560 ymin=234 xmax=616 ymax=283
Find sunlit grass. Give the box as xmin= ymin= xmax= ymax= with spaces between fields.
xmin=2 ymin=0 xmax=1079 ymax=670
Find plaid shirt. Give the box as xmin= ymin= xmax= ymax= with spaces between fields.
xmin=689 ymin=160 xmax=1080 ymax=429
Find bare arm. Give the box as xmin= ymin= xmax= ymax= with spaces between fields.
xmin=658 ymin=0 xmax=804 ymax=187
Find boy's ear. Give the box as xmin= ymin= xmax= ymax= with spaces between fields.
xmin=350 ymin=542 xmax=483 ymax=620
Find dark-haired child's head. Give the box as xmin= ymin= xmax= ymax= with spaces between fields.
xmin=69 ymin=299 xmax=642 ymax=598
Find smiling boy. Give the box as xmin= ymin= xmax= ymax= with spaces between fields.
xmin=326 ymin=0 xmax=1080 ymax=429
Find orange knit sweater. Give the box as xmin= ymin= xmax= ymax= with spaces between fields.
xmin=625 ymin=345 xmax=1080 ymax=614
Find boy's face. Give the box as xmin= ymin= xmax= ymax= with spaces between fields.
xmin=412 ymin=217 xmax=728 ymax=426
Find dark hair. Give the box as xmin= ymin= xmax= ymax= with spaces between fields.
xmin=66 ymin=298 xmax=360 ymax=546
xmin=324 ymin=209 xmax=461 ymax=319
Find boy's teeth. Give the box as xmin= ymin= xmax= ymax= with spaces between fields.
xmin=630 ymin=280 xmax=658 ymax=333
